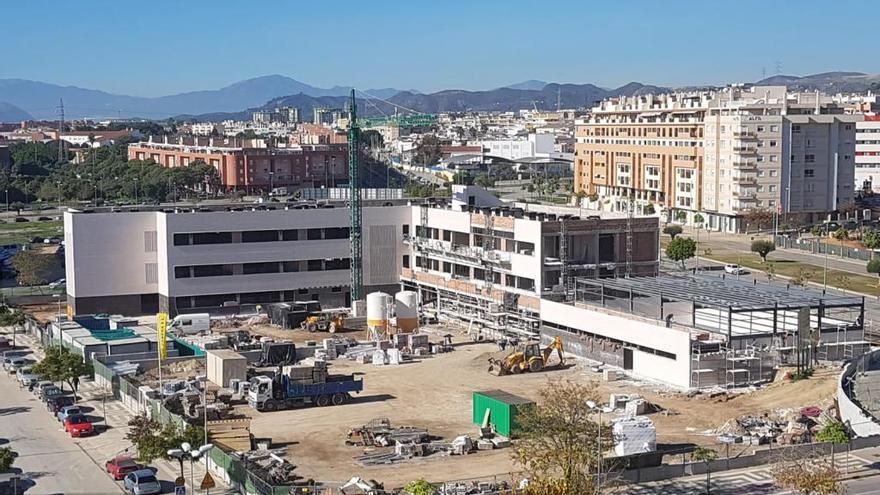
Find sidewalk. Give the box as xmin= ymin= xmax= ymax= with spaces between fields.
xmin=14 ymin=331 xmax=236 ymax=495
xmin=627 ymin=446 xmax=880 ymax=495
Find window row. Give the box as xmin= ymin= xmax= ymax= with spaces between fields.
xmin=173 ymin=227 xmax=350 ymax=246
xmin=174 ymin=258 xmax=351 ymax=278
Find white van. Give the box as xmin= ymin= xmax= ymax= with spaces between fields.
xmin=169 ymin=313 xmax=210 ymax=335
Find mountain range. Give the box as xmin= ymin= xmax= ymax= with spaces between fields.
xmin=0 ymin=75 xmax=407 ymax=121
xmin=1 ymin=71 xmax=878 ymax=123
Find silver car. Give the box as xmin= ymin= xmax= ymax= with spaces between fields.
xmin=123 ymin=469 xmax=161 ymax=495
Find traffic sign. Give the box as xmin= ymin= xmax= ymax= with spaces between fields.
xmin=200 ymin=472 xmax=216 ymax=490
xmin=175 ymin=486 xmax=186 ymax=495
xmin=175 ymin=476 xmax=186 ymax=486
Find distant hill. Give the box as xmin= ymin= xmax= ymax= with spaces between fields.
xmin=0 ymin=101 xmax=33 ymax=122
xmin=503 ymin=80 xmax=549 ymax=91
xmin=755 ymin=71 xmax=880 ymax=92
xmin=0 ymin=76 xmax=407 ymax=120
xmin=179 ymin=81 xmax=672 ymax=122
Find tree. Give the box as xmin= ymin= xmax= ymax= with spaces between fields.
xmin=692 ymin=447 xmax=717 ymax=495
xmin=772 ymin=454 xmax=845 ymax=495
xmin=133 ymin=422 xmax=206 ymax=463
xmin=642 ymin=204 xmax=655 ymax=215
xmin=587 ymin=192 xmax=599 ymax=202
xmin=694 ymin=213 xmax=705 ymax=226
xmin=742 ymin=208 xmax=774 ymax=232
xmin=31 ymin=345 xmax=92 ymax=398
xmin=666 ymin=237 xmax=697 ymax=269
xmin=404 ymin=479 xmax=436 ymax=495
xmin=675 ymin=210 xmax=687 ymax=223
xmin=126 ymin=413 xmax=161 ymax=447
xmin=867 ymin=259 xmax=880 ymax=285
xmin=11 ymin=250 xmax=52 ymax=286
xmin=816 ymin=420 xmax=852 ymax=470
xmin=512 ymin=380 xmax=613 ymax=495
xmin=863 ymin=230 xmax=880 ymax=249
xmin=474 ymin=173 xmax=494 ymax=188
xmin=831 ymin=227 xmax=848 ymax=241
xmin=792 ymin=267 xmax=816 ymax=287
xmin=414 ymin=135 xmax=442 ymax=167
xmin=838 ymin=201 xmax=859 ymax=217
xmin=0 ymin=447 xmax=18 ymax=472
xmin=751 ymin=240 xmax=776 ymax=262
xmin=663 ymin=225 xmax=683 ymax=240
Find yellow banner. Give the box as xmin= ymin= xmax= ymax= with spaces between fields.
xmin=157 ymin=312 xmax=168 ymax=360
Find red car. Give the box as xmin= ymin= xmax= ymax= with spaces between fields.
xmin=105 ymin=455 xmax=141 ymax=480
xmin=63 ymin=414 xmax=94 ymax=437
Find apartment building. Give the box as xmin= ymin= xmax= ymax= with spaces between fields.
xmin=127 ymin=136 xmax=348 ymax=191
xmin=576 ymin=86 xmax=860 ymax=232
xmin=574 ymin=91 xmax=710 ymax=215
xmin=64 ymin=202 xmax=411 ymax=315
xmin=856 ymin=115 xmax=880 ymax=192
xmin=702 ymin=87 xmax=859 ymax=230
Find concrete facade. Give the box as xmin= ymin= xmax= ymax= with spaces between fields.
xmin=65 ymin=203 xmax=411 ymax=316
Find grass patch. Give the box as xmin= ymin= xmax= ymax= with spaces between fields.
xmin=705 ymin=251 xmax=880 ymax=296
xmin=0 ymin=220 xmax=63 ymax=245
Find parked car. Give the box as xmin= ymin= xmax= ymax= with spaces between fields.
xmin=105 ymin=456 xmax=142 ymax=480
xmin=40 ymin=386 xmax=64 ymax=401
xmin=56 ymin=405 xmax=83 ymax=423
xmin=0 ymin=336 xmax=9 ymax=348
xmin=13 ymin=217 xmax=28 ymax=223
xmin=46 ymin=395 xmax=75 ymax=414
xmin=6 ymin=357 xmax=27 ymax=373
xmin=123 ymin=469 xmax=161 ymax=495
xmin=724 ymin=264 xmax=746 ymax=275
xmin=17 ymin=370 xmax=39 ymax=389
xmin=33 ymin=380 xmax=54 ymax=396
xmin=63 ymin=414 xmax=94 ymax=437
xmin=48 ymin=278 xmax=66 ymax=289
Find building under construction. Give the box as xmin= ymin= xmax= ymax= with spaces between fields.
xmin=540 ymin=273 xmax=868 ymax=389
xmin=400 ymin=186 xmax=660 ymax=337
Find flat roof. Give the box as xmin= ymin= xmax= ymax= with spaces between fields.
xmin=576 ymin=273 xmax=863 ymax=311
xmin=475 ymin=390 xmax=534 ymax=405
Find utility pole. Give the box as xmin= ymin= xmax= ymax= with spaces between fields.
xmin=57 ymin=98 xmax=65 ymax=164
xmin=347 ymin=89 xmax=363 ymax=302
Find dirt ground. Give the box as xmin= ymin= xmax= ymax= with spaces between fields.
xmin=235 ymin=326 xmax=840 ymax=487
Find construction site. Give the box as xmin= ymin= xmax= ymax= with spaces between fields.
xmin=43 ymin=90 xmax=880 ymax=494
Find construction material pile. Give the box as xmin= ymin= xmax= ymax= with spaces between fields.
xmin=348 ymin=419 xmax=508 ymax=467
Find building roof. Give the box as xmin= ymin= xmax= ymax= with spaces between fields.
xmin=475 ymin=390 xmax=534 ymax=405
xmin=576 ymin=273 xmax=862 ymax=311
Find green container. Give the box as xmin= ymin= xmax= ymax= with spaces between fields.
xmin=472 ymin=390 xmax=534 ymax=438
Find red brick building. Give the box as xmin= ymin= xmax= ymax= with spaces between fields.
xmin=128 ymin=136 xmax=348 ymax=191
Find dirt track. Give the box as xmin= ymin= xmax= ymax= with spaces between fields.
xmin=238 ymin=329 xmax=839 ymax=487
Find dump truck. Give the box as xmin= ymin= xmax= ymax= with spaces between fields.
xmin=247 ymin=364 xmax=363 ymax=411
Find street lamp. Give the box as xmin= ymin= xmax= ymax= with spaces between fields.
xmin=168 ymin=442 xmax=214 ymax=493
xmin=586 ymin=401 xmax=614 ymax=494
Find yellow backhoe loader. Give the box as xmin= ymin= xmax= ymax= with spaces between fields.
xmin=488 ymin=336 xmax=565 ymax=376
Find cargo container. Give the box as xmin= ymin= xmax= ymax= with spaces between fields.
xmin=472 ymin=390 xmax=534 ymax=438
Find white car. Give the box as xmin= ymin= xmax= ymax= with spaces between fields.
xmin=724 ymin=264 xmax=746 ymax=275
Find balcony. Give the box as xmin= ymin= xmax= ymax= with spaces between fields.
xmin=732 ymin=191 xmax=758 ymax=201
xmin=733 ymin=130 xmax=757 ymax=139
xmin=404 ymin=236 xmax=513 ymax=270
xmin=732 ymin=176 xmax=757 ymax=186
xmin=733 ymin=160 xmax=758 ymax=171
xmin=732 ymin=146 xmax=758 ymax=154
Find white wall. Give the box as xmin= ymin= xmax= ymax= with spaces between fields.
xmin=65 ymin=211 xmax=159 ymax=298
xmin=541 ymin=299 xmax=692 ymax=388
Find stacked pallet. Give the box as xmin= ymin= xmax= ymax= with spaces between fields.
xmin=207 ymin=418 xmax=252 ymax=452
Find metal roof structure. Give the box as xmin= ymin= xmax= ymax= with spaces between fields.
xmin=575 ymin=273 xmax=863 ymax=312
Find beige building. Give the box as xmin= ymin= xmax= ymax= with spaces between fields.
xmin=576 ymin=86 xmax=860 ymax=232
xmin=574 ymin=91 xmax=711 ymax=216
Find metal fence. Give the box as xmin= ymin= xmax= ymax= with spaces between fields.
xmin=775 ymin=235 xmax=879 ymax=262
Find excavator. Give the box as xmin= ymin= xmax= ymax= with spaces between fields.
xmin=488 ymin=336 xmax=565 ymax=376
xmin=300 ymin=309 xmax=346 ymax=333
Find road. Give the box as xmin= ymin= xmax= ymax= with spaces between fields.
xmin=0 ymin=357 xmax=124 ymax=494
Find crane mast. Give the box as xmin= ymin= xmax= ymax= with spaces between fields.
xmin=348 ymin=89 xmax=363 ymax=301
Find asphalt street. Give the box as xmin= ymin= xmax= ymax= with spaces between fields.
xmin=0 ymin=360 xmax=125 ymax=494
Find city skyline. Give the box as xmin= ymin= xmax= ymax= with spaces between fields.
xmin=3 ymin=0 xmax=879 ymax=97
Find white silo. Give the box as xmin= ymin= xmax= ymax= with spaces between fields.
xmin=366 ymin=292 xmax=390 ymax=339
xmin=394 ymin=290 xmax=419 ymax=332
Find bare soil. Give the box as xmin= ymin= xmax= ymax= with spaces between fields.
xmin=235 ymin=327 xmax=839 ymax=487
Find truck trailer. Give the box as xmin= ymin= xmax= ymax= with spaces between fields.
xmin=247 ymin=366 xmax=362 ymax=411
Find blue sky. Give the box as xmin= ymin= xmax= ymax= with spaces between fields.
xmin=2 ymin=0 xmax=878 ymax=96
